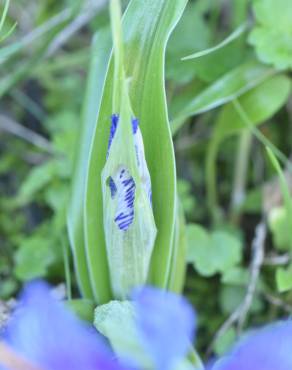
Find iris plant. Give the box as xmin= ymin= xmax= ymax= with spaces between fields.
xmin=2 ymin=1 xmax=290 ymax=369
xmin=100 ymin=0 xmax=157 ymax=300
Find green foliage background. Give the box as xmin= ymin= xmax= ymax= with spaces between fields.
xmin=0 ymin=0 xmax=292 ymax=360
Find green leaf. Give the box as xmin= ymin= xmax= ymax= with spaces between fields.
xmin=268 ymin=206 xmax=291 ymax=251
xmin=186 ymin=224 xmax=242 ymax=277
xmin=276 ymin=265 xmax=292 ymax=292
xmin=206 ymin=74 xmax=291 ymax=214
xmin=0 ymin=9 xmax=71 ymax=64
xmin=266 ymin=147 xmax=292 ymax=249
xmin=67 ymin=299 xmax=95 ymax=322
xmin=188 ymin=37 xmax=247 ymax=84
xmin=177 ymin=179 xmax=197 ymax=217
xmin=221 ymin=266 xmax=249 ymax=286
xmin=249 ymin=0 xmax=292 ymax=69
xmin=182 ymin=22 xmax=247 ymax=61
xmin=186 ymin=224 xmax=209 ymax=263
xmin=166 ymin=1 xmax=211 ymax=84
xmin=0 ymin=0 xmax=17 ymax=43
xmin=241 ymin=187 xmax=262 ymax=213
xmin=167 ymin=199 xmax=187 ymax=293
xmin=211 ymin=231 xmax=242 ymax=273
xmin=14 ymin=236 xmax=56 ymax=281
xmin=214 ymin=328 xmax=236 ymax=356
xmin=171 ymin=61 xmax=274 ymax=134
xmin=0 ymin=0 xmax=11 ymax=35
xmin=214 ymin=76 xmax=291 ymax=140
xmin=82 ymin=0 xmax=188 ymax=302
xmin=219 ymin=285 xmax=263 ymax=315
xmin=67 ymin=29 xmax=112 ymax=300
xmin=0 ymin=278 xmax=17 ymax=300
xmin=16 ymin=161 xmax=57 ymax=206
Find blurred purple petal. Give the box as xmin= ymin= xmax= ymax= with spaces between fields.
xmin=133 ymin=287 xmax=195 ymax=370
xmin=2 ymin=281 xmax=125 ymax=370
xmin=213 ymin=321 xmax=292 ymax=370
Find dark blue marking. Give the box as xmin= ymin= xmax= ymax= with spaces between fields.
xmin=114 ymin=172 xmax=136 ymax=231
xmin=107 ymin=114 xmax=119 ymax=157
xmin=116 ymin=211 xmax=134 ymax=230
xmin=108 ymin=177 xmax=117 ymax=198
xmin=115 ymin=213 xmax=128 ymax=221
xmin=132 ymin=118 xmax=139 ymax=134
xmin=125 ymin=185 xmax=135 ymax=193
xmin=122 ymin=178 xmax=133 ymax=187
xmin=119 ymin=221 xmax=131 ymax=229
xmin=107 ymin=115 xmax=139 ymax=159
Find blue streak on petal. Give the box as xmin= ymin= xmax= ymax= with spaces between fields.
xmin=109 ymin=177 xmax=117 ymax=198
xmin=114 ymin=168 xmax=136 ymax=231
xmin=107 ymin=114 xmax=119 ymax=158
xmin=213 ymin=321 xmax=292 ymax=370
xmin=107 ymin=115 xmax=138 ymax=159
xmin=133 ymin=287 xmax=196 ymax=370
xmin=131 ymin=118 xmax=139 ymax=134
xmin=2 ymin=281 xmax=126 ymax=370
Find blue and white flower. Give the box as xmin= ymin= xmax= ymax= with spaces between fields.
xmin=101 ymin=113 xmax=157 ymax=299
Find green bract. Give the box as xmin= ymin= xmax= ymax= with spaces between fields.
xmin=68 ymin=0 xmax=188 ymax=303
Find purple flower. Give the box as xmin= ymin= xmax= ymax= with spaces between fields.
xmin=0 ymin=282 xmax=196 ymax=370
xmin=213 ymin=321 xmax=292 ymax=370
xmin=1 ymin=281 xmax=125 ymax=370
xmin=133 ymin=287 xmax=196 ymax=370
